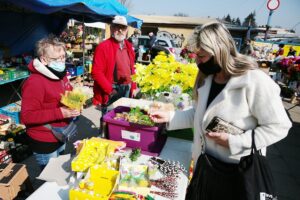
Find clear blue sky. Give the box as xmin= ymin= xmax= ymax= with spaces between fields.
xmin=129 ymin=0 xmax=300 ymax=35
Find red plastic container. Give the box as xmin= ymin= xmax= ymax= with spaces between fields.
xmin=103 ymin=106 xmax=167 ymax=156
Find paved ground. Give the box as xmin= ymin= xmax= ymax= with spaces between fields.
xmin=267 ymin=101 xmax=300 ymax=200
xmin=19 ymin=100 xmax=300 ymax=200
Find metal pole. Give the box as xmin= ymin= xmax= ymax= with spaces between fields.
xmin=264 ymin=10 xmax=274 ymax=41
xmin=82 ymin=17 xmax=85 ymax=77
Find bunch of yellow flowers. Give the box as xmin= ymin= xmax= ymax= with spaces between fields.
xmin=132 ymin=52 xmax=198 ymax=97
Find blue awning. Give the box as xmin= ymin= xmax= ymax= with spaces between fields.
xmin=125 ymin=15 xmax=143 ymax=29
xmin=10 ymin=0 xmax=128 ymax=15
xmin=0 ymin=0 xmax=143 ymax=56
xmin=3 ymin=0 xmax=142 ymax=28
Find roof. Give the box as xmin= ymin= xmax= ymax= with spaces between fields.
xmin=132 ymin=15 xmax=216 ymax=26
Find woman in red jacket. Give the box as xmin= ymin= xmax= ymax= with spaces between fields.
xmin=21 ymin=35 xmax=80 ymax=170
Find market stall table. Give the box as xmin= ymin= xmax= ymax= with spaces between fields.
xmin=26 ymin=137 xmax=192 ymax=200
xmin=0 ymin=75 xmax=29 ymax=105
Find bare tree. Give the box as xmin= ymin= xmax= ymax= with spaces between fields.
xmin=118 ymin=0 xmax=132 ymax=11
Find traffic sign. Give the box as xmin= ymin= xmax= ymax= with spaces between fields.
xmin=267 ymin=0 xmax=280 ymax=11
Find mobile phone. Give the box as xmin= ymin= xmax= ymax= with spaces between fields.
xmin=205 ymin=116 xmax=244 ymax=135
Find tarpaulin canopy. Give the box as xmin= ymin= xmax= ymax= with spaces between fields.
xmin=0 ymin=0 xmax=143 ymax=56
xmin=3 ymin=0 xmax=142 ymax=27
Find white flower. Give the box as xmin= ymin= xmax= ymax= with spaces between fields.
xmin=170 ymin=85 xmax=182 ymax=95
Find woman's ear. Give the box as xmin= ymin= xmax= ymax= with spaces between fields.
xmin=39 ymin=56 xmax=48 ymax=66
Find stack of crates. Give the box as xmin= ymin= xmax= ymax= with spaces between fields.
xmin=0 ymin=103 xmax=21 ymax=124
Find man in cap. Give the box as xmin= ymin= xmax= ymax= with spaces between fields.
xmin=91 ymin=15 xmax=136 ymax=137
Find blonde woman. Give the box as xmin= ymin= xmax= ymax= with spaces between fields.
xmin=149 ymin=22 xmax=291 ymax=199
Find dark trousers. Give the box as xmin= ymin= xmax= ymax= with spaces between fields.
xmin=99 ymin=84 xmax=131 ymax=138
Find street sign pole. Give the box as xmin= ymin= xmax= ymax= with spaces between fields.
xmin=264 ymin=0 xmax=280 ymax=41
xmin=264 ymin=10 xmax=274 ymax=41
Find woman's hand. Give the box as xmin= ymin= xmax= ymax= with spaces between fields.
xmin=206 ymin=132 xmax=229 ymax=148
xmin=60 ymin=107 xmax=80 ymax=118
xmin=148 ymin=110 xmax=170 ymax=123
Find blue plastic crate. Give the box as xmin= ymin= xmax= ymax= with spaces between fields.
xmin=0 ymin=103 xmax=21 ymax=124
xmin=76 ymin=66 xmax=84 ymax=76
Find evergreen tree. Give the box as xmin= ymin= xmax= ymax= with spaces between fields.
xmin=174 ymin=13 xmax=189 ymax=17
xmin=224 ymin=14 xmax=232 ymax=23
xmin=242 ymin=11 xmax=257 ymax=27
xmin=236 ymin=17 xmax=241 ymax=26
xmin=232 ymin=18 xmax=236 ymax=25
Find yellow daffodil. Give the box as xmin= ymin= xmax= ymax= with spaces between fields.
xmin=132 ymin=52 xmax=198 ymax=96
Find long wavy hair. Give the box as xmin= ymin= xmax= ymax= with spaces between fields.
xmin=188 ymin=22 xmax=258 ymax=100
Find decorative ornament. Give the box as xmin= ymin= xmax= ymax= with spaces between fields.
xmin=149 ymin=157 xmax=187 ymax=177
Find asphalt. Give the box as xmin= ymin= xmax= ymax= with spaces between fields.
xmin=267 ymin=101 xmax=300 ymax=200
xmin=17 ymin=99 xmax=300 ymax=200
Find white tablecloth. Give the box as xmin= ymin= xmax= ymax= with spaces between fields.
xmin=27 ymin=137 xmax=192 ymax=200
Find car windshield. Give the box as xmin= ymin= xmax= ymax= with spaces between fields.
xmin=138 ymin=38 xmax=150 ymax=47
xmin=155 ymin=40 xmax=169 ymax=47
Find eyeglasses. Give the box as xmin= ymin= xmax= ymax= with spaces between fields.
xmin=46 ymin=54 xmax=66 ymax=62
xmin=112 ymin=24 xmax=128 ymax=31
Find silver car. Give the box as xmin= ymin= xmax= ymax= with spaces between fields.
xmin=135 ymin=35 xmax=181 ymax=64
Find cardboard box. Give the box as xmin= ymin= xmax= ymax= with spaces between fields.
xmin=0 ymin=163 xmax=32 ymax=200
xmin=103 ymin=106 xmax=167 ymax=156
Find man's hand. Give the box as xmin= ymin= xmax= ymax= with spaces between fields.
xmin=110 ymin=89 xmax=118 ymax=98
xmin=60 ymin=107 xmax=80 ymax=118
xmin=205 ymin=132 xmax=229 ymax=148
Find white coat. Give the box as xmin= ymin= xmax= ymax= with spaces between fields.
xmin=168 ymin=69 xmax=292 ymax=163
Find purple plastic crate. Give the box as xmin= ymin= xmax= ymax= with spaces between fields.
xmin=103 ymin=106 xmax=167 ymax=156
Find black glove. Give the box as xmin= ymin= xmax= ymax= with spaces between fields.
xmin=106 ymin=89 xmax=121 ymax=106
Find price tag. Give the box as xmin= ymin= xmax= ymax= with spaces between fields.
xmin=121 ymin=130 xmax=141 ymax=142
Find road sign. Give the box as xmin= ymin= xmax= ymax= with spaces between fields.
xmin=267 ymin=0 xmax=280 ymax=11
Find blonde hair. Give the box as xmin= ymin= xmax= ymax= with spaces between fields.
xmin=36 ymin=35 xmax=65 ymax=57
xmin=188 ymin=22 xmax=258 ymax=100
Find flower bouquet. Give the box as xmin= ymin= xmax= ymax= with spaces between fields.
xmin=60 ymin=88 xmax=89 ymax=110
xmin=180 ymin=47 xmax=197 ymax=63
xmin=132 ymin=52 xmax=198 ymax=110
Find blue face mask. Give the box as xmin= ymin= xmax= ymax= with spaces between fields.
xmin=48 ymin=61 xmax=65 ymax=72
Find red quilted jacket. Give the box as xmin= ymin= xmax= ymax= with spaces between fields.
xmin=92 ymin=37 xmax=136 ymax=105
xmin=21 ymin=61 xmax=72 ymax=142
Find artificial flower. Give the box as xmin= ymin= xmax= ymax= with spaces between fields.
xmin=132 ymin=52 xmax=198 ymax=97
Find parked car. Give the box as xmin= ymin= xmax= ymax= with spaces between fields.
xmin=135 ymin=35 xmax=181 ymax=64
